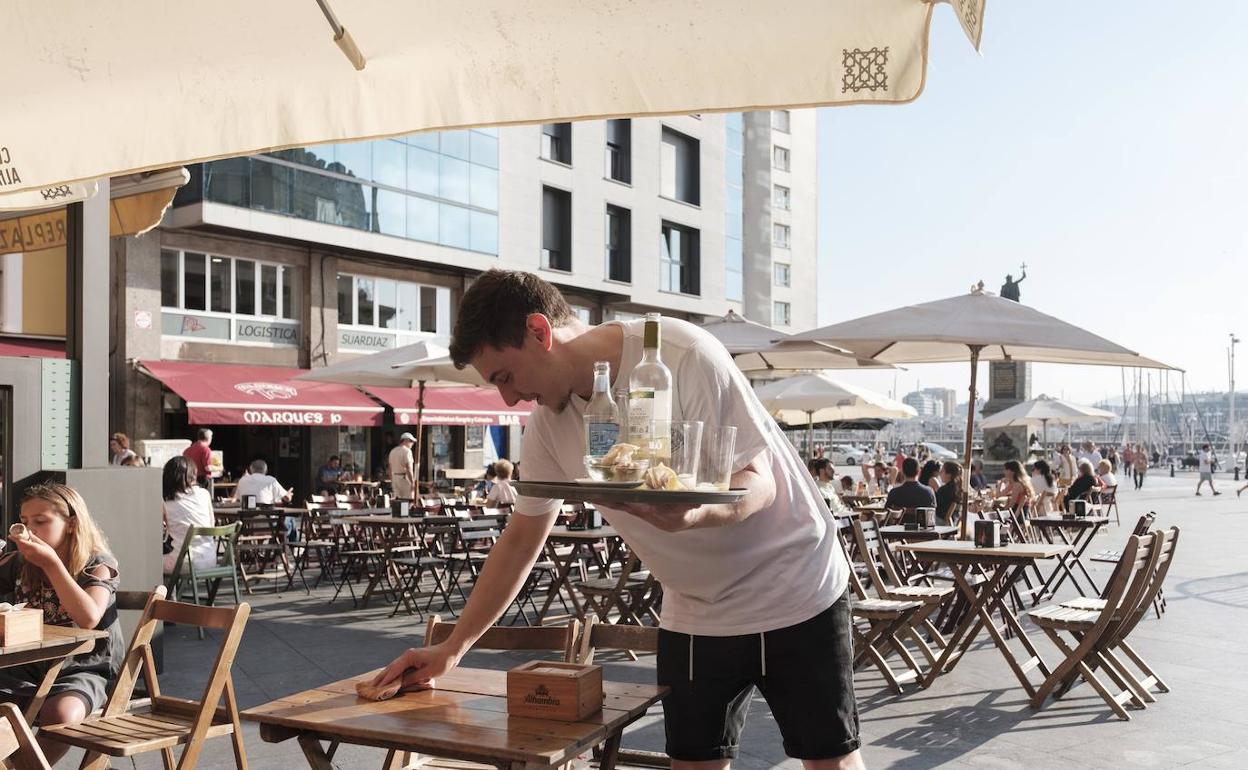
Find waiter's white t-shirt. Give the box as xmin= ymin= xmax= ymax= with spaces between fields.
xmin=514 ymin=318 xmax=848 ymax=636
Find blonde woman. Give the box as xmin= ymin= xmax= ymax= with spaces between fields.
xmin=485 ymin=459 xmax=517 ymax=506
xmin=996 ymin=460 xmax=1036 ymax=512
xmin=0 ymin=483 xmax=122 ymax=764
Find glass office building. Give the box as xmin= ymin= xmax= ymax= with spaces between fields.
xmin=174 ymin=129 xmax=500 ymax=255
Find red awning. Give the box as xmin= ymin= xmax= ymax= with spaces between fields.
xmin=366 ymin=385 xmax=530 ymax=427
xmin=0 ymin=337 xmax=65 ymax=359
xmin=141 ymin=360 xmax=383 ymax=427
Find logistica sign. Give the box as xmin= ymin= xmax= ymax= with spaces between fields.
xmin=236 ymin=320 xmax=299 ymax=345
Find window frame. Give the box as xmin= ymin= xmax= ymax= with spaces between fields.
xmin=605 ymin=203 xmax=632 ymax=284
xmin=541 ymin=185 xmax=573 ymax=273
xmin=159 ymin=248 xmax=299 ymax=345
xmin=772 ymin=109 xmax=791 ymax=134
xmin=774 ymin=184 xmax=791 ymax=211
xmin=659 ymin=126 xmax=701 ymax=207
xmin=774 ymin=300 xmax=791 ymax=327
xmin=774 ymin=262 xmax=792 ymax=288
xmin=773 ymin=145 xmax=791 ymax=172
xmin=336 ymin=272 xmax=450 ymax=350
xmin=773 ymin=222 xmax=792 ymax=250
xmin=541 ymin=123 xmax=573 ymax=166
xmin=659 ymin=220 xmax=701 ymax=296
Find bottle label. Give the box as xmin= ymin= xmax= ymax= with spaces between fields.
xmin=627 ymin=390 xmax=654 ymax=443
xmin=587 ymin=421 xmax=620 ymax=456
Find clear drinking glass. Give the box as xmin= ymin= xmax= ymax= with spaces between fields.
xmin=699 ymin=426 xmax=737 ymax=490
xmin=651 ymin=420 xmax=703 ymax=488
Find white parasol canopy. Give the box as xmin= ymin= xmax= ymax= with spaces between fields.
xmin=700 ymin=311 xmax=888 ymax=372
xmin=754 ymin=371 xmax=916 ymax=459
xmin=295 ymin=340 xmax=484 ymax=388
xmin=784 ymin=285 xmax=1177 ymax=535
xmin=979 ymin=394 xmax=1116 ymax=446
xmin=3 ymin=0 xmax=987 ymax=193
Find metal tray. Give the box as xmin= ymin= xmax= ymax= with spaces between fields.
xmin=514 ymin=480 xmax=747 ymax=505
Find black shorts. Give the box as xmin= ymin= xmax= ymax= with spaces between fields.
xmin=656 ymin=592 xmax=860 ymax=761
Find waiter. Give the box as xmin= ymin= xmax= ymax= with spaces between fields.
xmin=388 ymin=432 xmax=417 ymax=499
xmin=373 ymin=270 xmax=862 ymax=770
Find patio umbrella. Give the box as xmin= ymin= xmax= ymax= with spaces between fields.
xmin=296 ymin=340 xmax=484 ymax=481
xmin=979 ymin=394 xmax=1116 ymax=446
xmin=4 ymin=0 xmax=988 ymax=194
xmin=784 ymin=284 xmax=1177 ymax=535
xmin=754 ymin=372 xmax=916 ymax=459
xmin=701 ymin=311 xmax=889 ymax=372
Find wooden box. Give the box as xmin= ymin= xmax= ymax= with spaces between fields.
xmin=0 ymin=609 xmax=43 ymax=646
xmin=506 ymin=661 xmax=603 ymax=721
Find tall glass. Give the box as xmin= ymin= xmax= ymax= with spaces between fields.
xmin=699 ymin=426 xmax=738 ymax=491
xmin=651 ymin=420 xmax=703 ymax=488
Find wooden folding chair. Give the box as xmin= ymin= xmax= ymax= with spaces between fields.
xmin=40 ymin=587 xmax=252 ymax=768
xmin=851 ymin=517 xmax=952 ymax=669
xmin=1028 ymin=531 xmax=1161 ymax=720
xmin=1059 ymin=527 xmax=1180 ymax=701
xmin=446 ymin=518 xmax=502 ymax=601
xmin=0 ymin=702 xmax=52 ymax=769
xmin=1091 ymin=512 xmax=1165 ymax=617
xmin=235 ymin=512 xmax=305 ymax=595
xmin=165 ymin=523 xmax=243 ymax=639
xmin=1097 ymin=484 xmax=1120 ymax=525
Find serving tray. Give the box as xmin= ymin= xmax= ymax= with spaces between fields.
xmin=514 ymin=480 xmax=747 ymax=505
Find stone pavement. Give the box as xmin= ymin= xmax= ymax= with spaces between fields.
xmin=71 ymin=471 xmax=1248 ymax=769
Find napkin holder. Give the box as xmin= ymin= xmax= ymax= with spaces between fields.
xmin=241 ymin=494 xmax=257 ymax=510
xmin=1067 ymin=499 xmax=1089 ymax=518
xmin=973 ymin=520 xmax=1001 ymax=548
xmin=391 ymin=500 xmax=411 ymax=518
xmin=507 ymin=661 xmax=603 ymax=721
xmin=0 ymin=608 xmax=42 ymax=646
xmin=904 ymin=508 xmax=935 ymax=530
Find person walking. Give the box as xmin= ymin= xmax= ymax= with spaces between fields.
xmin=1196 ymin=443 xmax=1221 ymax=496
xmin=388 ymin=432 xmax=417 ymax=500
xmin=370 ymin=270 xmax=864 ymax=770
xmin=1132 ymin=445 xmax=1149 ymax=490
xmin=181 ymin=428 xmax=214 ymax=497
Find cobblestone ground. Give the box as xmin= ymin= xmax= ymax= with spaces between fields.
xmin=66 ymin=470 xmax=1248 ymax=769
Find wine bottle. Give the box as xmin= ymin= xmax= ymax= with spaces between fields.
xmin=627 ymin=313 xmax=673 ymax=462
xmin=584 ymin=361 xmax=621 ymax=458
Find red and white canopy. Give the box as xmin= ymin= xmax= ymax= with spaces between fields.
xmin=140 ymin=360 xmax=383 ymax=426
xmin=366 ymin=386 xmax=529 ymax=427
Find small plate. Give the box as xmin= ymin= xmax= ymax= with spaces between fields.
xmin=572 ymin=478 xmax=645 ymax=488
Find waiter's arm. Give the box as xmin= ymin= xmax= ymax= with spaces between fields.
xmin=606 ymin=449 xmax=776 ymax=532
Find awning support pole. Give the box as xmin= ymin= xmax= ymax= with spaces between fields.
xmin=960 ymin=345 xmax=984 ymax=540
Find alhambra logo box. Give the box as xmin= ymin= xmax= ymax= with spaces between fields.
xmin=506 ymin=661 xmax=602 ymax=721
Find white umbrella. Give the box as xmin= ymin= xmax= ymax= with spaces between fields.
xmin=4 ymin=0 xmax=987 ymax=193
xmin=296 ymin=340 xmax=483 ymax=480
xmin=785 ymin=284 xmax=1177 ymax=535
xmin=701 ymin=311 xmax=890 ymax=372
xmin=754 ymin=372 xmax=916 ymax=459
xmin=979 ymin=394 xmax=1116 ymax=445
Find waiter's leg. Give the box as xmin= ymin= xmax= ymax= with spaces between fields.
xmin=658 ymin=627 xmax=754 ymax=769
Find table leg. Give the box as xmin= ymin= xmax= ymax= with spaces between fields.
xmin=921 ymin=564 xmax=1009 ymax=687
xmin=536 ymin=541 xmax=584 ymax=624
xmin=297 ymin=734 xmax=336 ymax=770
xmin=970 ymin=564 xmax=1050 ymax=698
xmin=599 ymin=733 xmax=623 ymax=770
xmin=1068 ymin=522 xmax=1104 ymax=596
xmin=1032 ymin=526 xmax=1085 ymax=605
xmin=22 ymin=657 xmax=68 ymax=723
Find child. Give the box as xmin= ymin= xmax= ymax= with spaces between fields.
xmin=485 ymin=460 xmax=517 ymax=507
xmin=0 ymin=482 xmax=122 ymax=764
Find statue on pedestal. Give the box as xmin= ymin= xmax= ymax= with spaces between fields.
xmin=1000 ymin=262 xmax=1027 ymax=302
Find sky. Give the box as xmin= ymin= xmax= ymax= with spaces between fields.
xmin=814 ymin=1 xmax=1247 ymax=406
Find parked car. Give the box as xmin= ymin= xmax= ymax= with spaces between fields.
xmin=827 ymin=444 xmax=867 ymax=466
xmin=902 ymin=442 xmax=958 ymax=462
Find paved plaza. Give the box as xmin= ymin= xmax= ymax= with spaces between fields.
xmin=100 ymin=472 xmax=1247 ymax=770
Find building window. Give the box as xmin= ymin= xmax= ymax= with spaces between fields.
xmin=774 ymin=185 xmax=791 ymax=211
xmin=571 ymin=306 xmax=593 ymax=324
xmin=605 ymin=205 xmax=631 ymax=283
xmin=772 ymin=110 xmax=791 ymax=133
xmin=774 ymin=301 xmax=791 ymax=326
xmin=773 ymin=146 xmax=790 ymax=172
xmin=541 ymin=123 xmax=572 ymax=164
xmin=773 ymin=223 xmax=791 ymax=249
xmin=160 ymin=249 xmax=299 ymax=344
xmin=542 ymin=186 xmax=572 ymax=272
xmin=660 ymin=221 xmax=700 ymax=296
xmin=337 ymin=273 xmax=448 ymax=348
xmin=774 ymin=263 xmax=791 ymax=287
xmin=185 ymin=129 xmax=499 ymax=255
xmin=605 ymin=119 xmax=631 ymax=184
xmin=660 ymin=128 xmax=700 ymax=205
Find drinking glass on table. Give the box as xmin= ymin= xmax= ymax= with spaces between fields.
xmin=651 ymin=420 xmax=703 ymax=488
xmin=698 ymin=426 xmax=737 ymax=490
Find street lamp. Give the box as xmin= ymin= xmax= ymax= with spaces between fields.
xmin=1231 ymin=333 xmax=1240 ymax=479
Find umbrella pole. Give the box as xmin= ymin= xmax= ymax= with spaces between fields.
xmin=960 ymin=346 xmax=984 ymax=540
xmin=807 ymin=411 xmax=814 ymax=461
xmin=413 ymin=380 xmax=426 ymax=496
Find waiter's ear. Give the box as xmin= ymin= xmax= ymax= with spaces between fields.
xmin=525 ymin=314 xmax=554 ymax=352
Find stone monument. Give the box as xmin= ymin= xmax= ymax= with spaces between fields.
xmin=980 ymin=264 xmax=1031 ymax=479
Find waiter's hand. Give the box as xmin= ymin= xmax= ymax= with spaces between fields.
xmin=604 ymin=500 xmax=703 ymax=532
xmin=372 ymin=642 xmax=460 ymax=690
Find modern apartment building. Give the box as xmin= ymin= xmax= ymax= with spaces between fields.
xmin=93 ymin=111 xmax=817 ymax=496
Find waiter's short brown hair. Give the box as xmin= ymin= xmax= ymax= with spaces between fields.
xmin=449 ymin=270 xmax=574 ymax=368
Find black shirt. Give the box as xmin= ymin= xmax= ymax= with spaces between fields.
xmin=885 ymin=481 xmax=937 ymax=511
xmin=1066 ymin=475 xmax=1098 ymax=503
xmin=934 ymin=483 xmax=959 ymax=525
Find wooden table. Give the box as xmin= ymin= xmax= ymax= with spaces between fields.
xmin=878 ymin=525 xmax=958 ymax=541
xmin=894 ymin=540 xmax=1070 ymax=697
xmin=1028 ymin=516 xmax=1110 ymax=603
xmin=443 ymin=468 xmax=486 ymax=481
xmin=243 ymin=667 xmax=667 ymax=770
xmin=0 ymin=625 xmax=108 ymax=722
xmin=537 ymin=526 xmax=625 ymax=624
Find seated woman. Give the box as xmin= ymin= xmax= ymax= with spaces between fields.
xmin=919 ymin=460 xmax=941 ymax=494
xmin=1096 ymin=459 xmax=1118 ymax=490
xmin=995 ymin=459 xmax=1036 ymax=513
xmin=1065 ymin=459 xmax=1103 ymax=508
xmin=162 ymin=456 xmax=217 ymax=576
xmin=1030 ymin=459 xmax=1058 ymax=515
xmin=0 ymin=483 xmax=122 ymax=765
xmin=934 ymin=461 xmax=963 ymax=525
xmin=968 ymin=459 xmax=988 ymax=491
xmin=485 ymin=460 xmax=517 ymax=507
